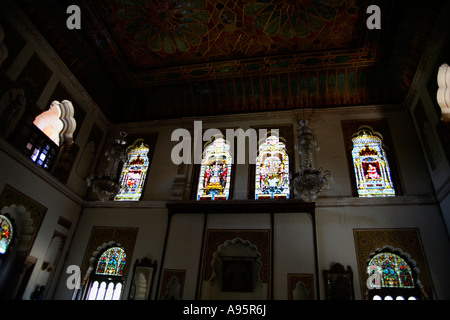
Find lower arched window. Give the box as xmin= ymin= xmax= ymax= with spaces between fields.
xmin=0 ymin=214 xmax=13 ymax=255
xmin=367 ymin=247 xmax=423 ymax=300
xmin=86 ymin=246 xmax=126 ymax=300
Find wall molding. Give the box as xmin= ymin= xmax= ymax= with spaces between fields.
xmin=112 ymin=104 xmax=405 ymax=135
xmin=316 ymin=195 xmax=436 ymax=208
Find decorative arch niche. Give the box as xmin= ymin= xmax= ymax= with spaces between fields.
xmin=206 ymin=237 xmax=264 ymax=300
xmin=354 ymin=229 xmax=433 ymax=300
xmin=0 ymin=205 xmax=34 ymax=255
xmin=366 ymin=245 xmax=425 ymax=300
xmin=0 ymin=204 xmax=35 ymax=299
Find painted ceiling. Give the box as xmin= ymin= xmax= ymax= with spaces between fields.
xmin=14 ymin=0 xmax=443 ymax=123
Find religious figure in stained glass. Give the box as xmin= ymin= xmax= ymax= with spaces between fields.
xmin=255 ymin=135 xmax=290 ymax=199
xmin=367 ymin=252 xmax=414 ymax=289
xmin=95 ymin=247 xmax=127 ymax=277
xmin=115 ymin=139 xmax=150 ymax=201
xmin=197 ymin=136 xmax=232 ymax=200
xmin=351 ymin=127 xmax=395 ymax=197
xmin=0 ymin=215 xmax=13 ymax=254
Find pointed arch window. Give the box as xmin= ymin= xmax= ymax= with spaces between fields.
xmin=351 ymin=127 xmax=395 ymax=197
xmin=196 ymin=135 xmax=232 ymax=200
xmin=87 ymin=246 xmax=126 ymax=300
xmin=0 ymin=214 xmax=13 ymax=255
xmin=114 ymin=139 xmax=150 ymax=201
xmin=255 ymin=134 xmax=290 ymax=199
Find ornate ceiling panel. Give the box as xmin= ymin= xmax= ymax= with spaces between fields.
xmin=82 ymin=0 xmax=376 ymax=86
xmin=12 ymin=0 xmax=444 ymax=123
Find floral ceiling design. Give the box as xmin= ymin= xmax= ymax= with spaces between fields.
xmin=99 ymin=0 xmax=363 ymax=70
xmin=13 ymin=0 xmax=444 ymax=122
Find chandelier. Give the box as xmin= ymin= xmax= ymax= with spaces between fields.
xmin=87 ymin=131 xmax=128 ymax=201
xmin=293 ymin=119 xmax=333 ymax=202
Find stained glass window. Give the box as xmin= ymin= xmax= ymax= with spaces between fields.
xmin=351 ymin=127 xmax=395 ymax=197
xmin=197 ymin=136 xmax=232 ymax=200
xmin=367 ymin=252 xmax=415 ymax=289
xmin=0 ymin=215 xmax=13 ymax=254
xmin=95 ymin=247 xmax=126 ymax=277
xmin=115 ymin=139 xmax=150 ymax=201
xmin=255 ymin=135 xmax=290 ymax=199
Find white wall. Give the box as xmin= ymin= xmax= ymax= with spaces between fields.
xmin=52 ymin=205 xmax=167 ymax=300
xmin=316 ymin=204 xmax=450 ymax=299
xmin=0 ymin=143 xmax=81 ymax=299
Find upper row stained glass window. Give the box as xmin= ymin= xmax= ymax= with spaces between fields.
xmin=114 ymin=126 xmax=397 ymax=202
xmin=255 ymin=135 xmax=290 ymax=199
xmin=115 ymin=139 xmax=150 ymax=201
xmin=351 ymin=127 xmax=395 ymax=197
xmin=196 ymin=136 xmax=232 ymax=201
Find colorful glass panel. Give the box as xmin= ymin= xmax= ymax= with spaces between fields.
xmin=197 ymin=137 xmax=232 ymax=200
xmin=351 ymin=128 xmax=395 ymax=197
xmin=95 ymin=247 xmax=126 ymax=276
xmin=255 ymin=135 xmax=290 ymax=199
xmin=367 ymin=252 xmax=415 ymax=289
xmin=0 ymin=215 xmax=13 ymax=254
xmin=115 ymin=139 xmax=150 ymax=201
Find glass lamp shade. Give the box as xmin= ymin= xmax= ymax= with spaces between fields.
xmin=91 ymin=177 xmax=121 ymax=202
xmin=293 ymin=168 xmax=332 ymax=202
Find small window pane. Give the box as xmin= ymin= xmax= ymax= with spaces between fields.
xmin=97 ymin=282 xmax=107 ymax=300
xmin=87 ymin=281 xmax=99 ymax=300
xmin=112 ymin=283 xmax=122 ymax=300
xmin=104 ymin=282 xmax=115 ymax=300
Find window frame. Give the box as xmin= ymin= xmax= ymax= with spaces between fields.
xmin=341 ymin=119 xmax=404 ymax=197
xmin=114 ymin=139 xmax=151 ymax=201
xmin=24 ymin=124 xmax=60 ymax=171
xmin=248 ymin=124 xmax=295 ymax=199
xmin=190 ymin=130 xmax=237 ymax=201
xmin=86 ymin=246 xmax=127 ymax=301
xmin=194 ymin=134 xmax=234 ymax=201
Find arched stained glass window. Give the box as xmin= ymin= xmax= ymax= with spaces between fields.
xmin=115 ymin=139 xmax=150 ymax=201
xmin=0 ymin=215 xmax=13 ymax=254
xmin=351 ymin=127 xmax=395 ymax=197
xmin=86 ymin=246 xmax=126 ymax=300
xmin=255 ymin=135 xmax=290 ymax=199
xmin=367 ymin=252 xmax=415 ymax=289
xmin=95 ymin=247 xmax=127 ymax=277
xmin=197 ymin=136 xmax=232 ymax=200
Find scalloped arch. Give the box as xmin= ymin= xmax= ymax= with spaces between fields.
xmin=33 ymin=100 xmax=77 ymax=146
